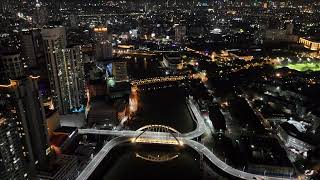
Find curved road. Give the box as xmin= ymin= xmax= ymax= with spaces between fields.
xmin=77 ymin=137 xmax=129 ymax=180
xmin=77 ymin=98 xmax=297 ymax=180
xmin=78 ymin=98 xmax=206 ymax=140
xmin=183 ymin=139 xmax=296 ymax=180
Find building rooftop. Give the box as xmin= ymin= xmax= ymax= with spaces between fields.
xmin=0 ymin=117 xmax=6 ymax=126
xmin=281 ymin=122 xmax=320 ymax=146
xmin=87 ymin=97 xmax=117 ymax=125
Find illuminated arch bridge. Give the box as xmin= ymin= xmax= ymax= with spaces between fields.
xmin=131 ymin=76 xmax=186 ymax=86
xmin=131 ymin=125 xmax=183 ymax=146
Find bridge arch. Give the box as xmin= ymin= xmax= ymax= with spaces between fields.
xmin=132 ymin=125 xmax=183 ymax=145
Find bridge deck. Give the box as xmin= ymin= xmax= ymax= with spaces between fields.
xmin=76 ymin=99 xmax=297 ymax=180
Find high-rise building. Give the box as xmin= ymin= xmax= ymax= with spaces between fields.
xmin=94 ymin=27 xmax=111 ymax=42
xmin=94 ymin=27 xmax=113 ymax=60
xmin=112 ymin=61 xmax=129 ymax=82
xmin=0 ymin=52 xmax=24 ymax=83
xmin=0 ymin=76 xmax=52 ymax=173
xmin=41 ymin=27 xmax=68 ymax=114
xmin=0 ymin=116 xmax=29 ymax=179
xmin=106 ymin=61 xmax=130 ymax=99
xmin=175 ymin=25 xmax=186 ymax=42
xmin=42 ymin=27 xmax=85 ymax=114
xmin=61 ymin=45 xmax=85 ymax=112
xmin=33 ymin=0 xmax=48 ymax=27
xmin=69 ymin=14 xmax=79 ymax=29
xmin=95 ymin=41 xmax=113 ymax=60
xmin=21 ymin=29 xmax=45 ymax=68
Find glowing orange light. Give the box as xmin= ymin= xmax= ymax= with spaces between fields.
xmin=51 ymin=145 xmax=61 ymax=155
xmin=94 ymin=27 xmax=107 ymax=32
xmin=0 ymin=80 xmax=18 ymax=88
xmin=30 ymin=75 xmax=40 ymax=79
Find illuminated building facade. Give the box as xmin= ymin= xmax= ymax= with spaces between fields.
xmin=94 ymin=27 xmax=113 ymax=60
xmin=264 ymin=22 xmax=298 ymax=43
xmin=41 ymin=26 xmax=85 ymax=114
xmin=106 ymin=61 xmax=130 ymax=99
xmin=94 ymin=27 xmax=110 ymax=41
xmin=299 ymin=37 xmax=320 ymax=51
xmin=0 ymin=116 xmax=28 ymax=179
xmin=41 ymin=27 xmax=66 ymax=113
xmin=162 ymin=53 xmax=183 ymax=71
xmin=0 ymin=77 xmax=52 ymax=174
xmin=61 ymin=45 xmax=85 ymax=113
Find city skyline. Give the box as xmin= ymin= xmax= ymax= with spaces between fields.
xmin=0 ymin=0 xmax=319 ymax=179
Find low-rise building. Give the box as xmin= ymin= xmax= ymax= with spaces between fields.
xmin=162 ymin=53 xmax=183 ymax=70
xmin=38 ymin=154 xmax=79 ymax=180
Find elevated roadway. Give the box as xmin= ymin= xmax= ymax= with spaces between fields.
xmin=77 ymin=98 xmax=297 ymax=180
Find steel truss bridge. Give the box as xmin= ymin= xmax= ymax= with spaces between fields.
xmin=130 ymin=75 xmax=186 ymax=86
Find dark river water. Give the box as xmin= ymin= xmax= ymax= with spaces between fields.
xmin=88 ymin=56 xmax=228 ymax=180
xmin=89 ymin=143 xmax=227 ymax=180
xmin=127 ymin=87 xmax=196 ymax=133
xmin=125 ymin=56 xmax=195 ymax=133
